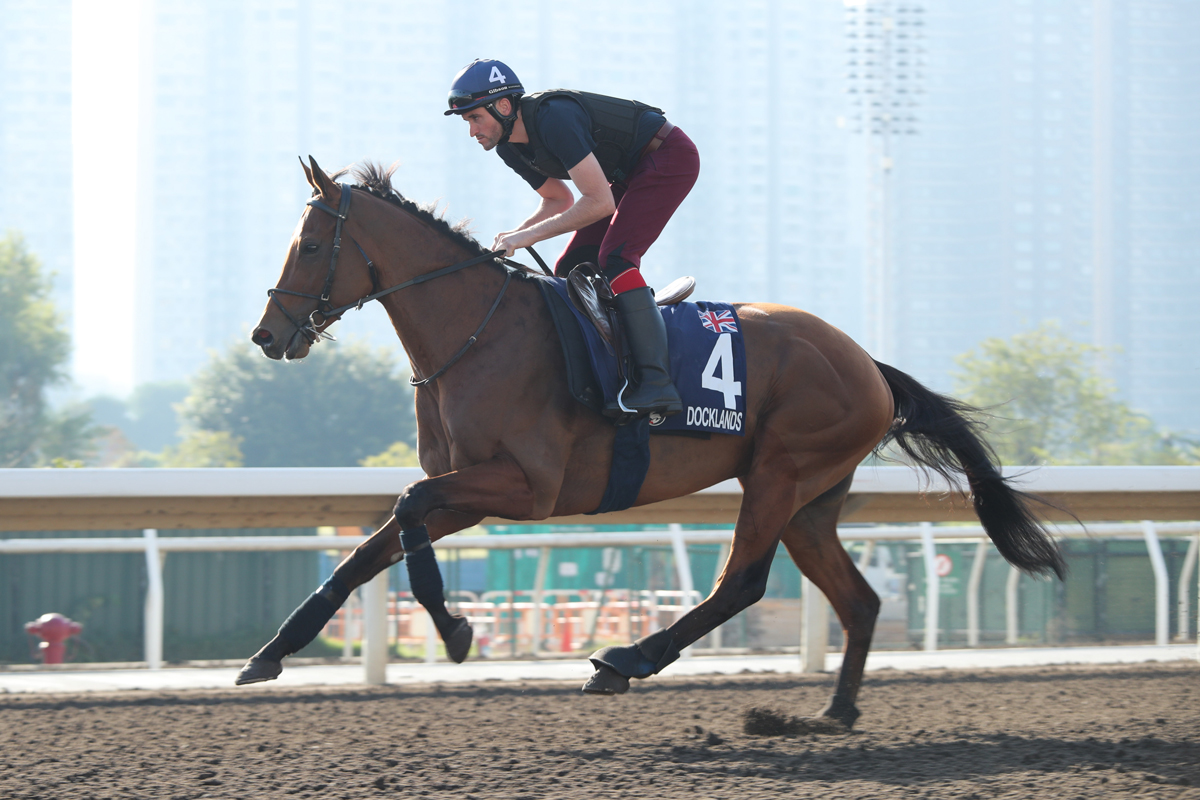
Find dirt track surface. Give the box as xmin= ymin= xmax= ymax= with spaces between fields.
xmin=1 ymin=662 xmax=1197 ymax=799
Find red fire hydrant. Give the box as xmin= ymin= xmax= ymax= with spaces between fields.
xmin=25 ymin=613 xmax=83 ymax=665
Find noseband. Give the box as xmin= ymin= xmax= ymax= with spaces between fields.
xmin=267 ymin=182 xmax=549 ymax=386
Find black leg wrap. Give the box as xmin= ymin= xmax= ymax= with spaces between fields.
xmin=277 ymin=578 xmax=347 ymax=654
xmin=400 ymin=525 xmax=445 ymax=611
xmin=400 ymin=525 xmax=473 ymax=663
xmin=316 ymin=575 xmax=350 ymax=605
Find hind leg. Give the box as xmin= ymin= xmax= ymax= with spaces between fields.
xmin=235 ymin=510 xmax=482 ymax=685
xmin=779 ymin=469 xmax=880 ymax=728
xmin=583 ymin=466 xmax=801 ymax=694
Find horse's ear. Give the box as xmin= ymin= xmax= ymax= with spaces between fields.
xmin=308 ymin=155 xmax=336 ymax=198
xmin=299 ymin=156 xmax=315 ymax=190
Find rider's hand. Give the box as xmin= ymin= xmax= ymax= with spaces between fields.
xmin=492 ymin=230 xmax=535 ymax=257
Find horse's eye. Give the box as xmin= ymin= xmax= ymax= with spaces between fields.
xmin=302 ymin=243 xmax=320 ymax=255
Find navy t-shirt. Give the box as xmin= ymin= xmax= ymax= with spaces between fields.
xmin=498 ymin=95 xmax=665 ymax=190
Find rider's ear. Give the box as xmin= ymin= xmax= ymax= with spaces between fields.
xmin=495 ymin=97 xmax=511 ymax=116
xmin=307 ymin=155 xmax=336 ymax=198
xmin=299 ymin=156 xmax=316 ymax=190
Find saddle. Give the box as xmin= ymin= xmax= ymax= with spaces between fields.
xmin=565 ymin=263 xmax=695 ymax=351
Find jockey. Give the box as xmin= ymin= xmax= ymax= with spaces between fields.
xmin=445 ymin=58 xmax=699 ymax=419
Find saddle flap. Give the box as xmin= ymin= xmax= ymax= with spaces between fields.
xmin=655 ymin=276 xmax=695 ymax=306
xmin=567 ymin=264 xmax=615 ymax=348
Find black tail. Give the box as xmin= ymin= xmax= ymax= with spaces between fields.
xmin=874 ymin=360 xmax=1065 ymax=579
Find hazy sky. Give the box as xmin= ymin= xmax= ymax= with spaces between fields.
xmin=72 ymin=0 xmax=140 ymax=395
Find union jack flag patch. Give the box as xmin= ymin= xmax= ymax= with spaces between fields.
xmin=699 ymin=309 xmax=738 ymax=333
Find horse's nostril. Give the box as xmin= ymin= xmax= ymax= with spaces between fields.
xmin=252 ymin=328 xmax=273 ymax=347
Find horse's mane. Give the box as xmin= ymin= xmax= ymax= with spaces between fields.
xmin=330 ymin=161 xmax=489 ymax=257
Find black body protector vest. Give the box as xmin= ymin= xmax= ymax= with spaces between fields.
xmin=517 ymin=90 xmax=664 ymax=184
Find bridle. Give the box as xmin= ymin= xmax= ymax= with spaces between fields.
xmin=267 ymin=183 xmax=551 ymax=387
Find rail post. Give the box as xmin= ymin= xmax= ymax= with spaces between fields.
xmin=423 ymin=609 xmax=437 ymax=663
xmin=1180 ymin=535 xmax=1198 ymax=643
xmin=143 ymin=529 xmax=164 ymax=670
xmin=531 ymin=547 xmax=550 ymax=657
xmin=669 ymin=524 xmax=696 ymax=658
xmin=362 ymin=569 xmax=389 ymax=684
xmin=857 ymin=540 xmax=876 ymax=572
xmin=800 ymin=573 xmax=829 ymax=672
xmin=920 ymin=522 xmax=939 ymax=651
xmin=709 ymin=542 xmax=730 ymax=650
xmin=1141 ymin=521 xmax=1169 ymax=646
xmin=1006 ymin=566 xmax=1020 ymax=644
xmin=966 ymin=539 xmax=988 ymax=647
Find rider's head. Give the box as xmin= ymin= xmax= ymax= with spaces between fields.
xmin=444 ymin=58 xmax=523 ymax=150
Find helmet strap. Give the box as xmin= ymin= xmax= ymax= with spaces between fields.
xmin=485 ymin=101 xmax=518 ymax=145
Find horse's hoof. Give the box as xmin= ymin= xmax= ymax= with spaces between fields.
xmin=817 ymin=696 xmax=861 ymax=729
xmin=582 ymin=664 xmax=630 ymax=695
xmin=235 ymin=656 xmax=282 ymax=686
xmin=444 ymin=616 xmax=473 ymax=664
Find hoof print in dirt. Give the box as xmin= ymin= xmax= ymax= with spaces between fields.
xmin=234 ymin=657 xmax=282 ymax=686
xmin=742 ymin=706 xmax=851 ymax=737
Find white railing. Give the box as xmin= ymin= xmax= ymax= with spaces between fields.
xmin=2 ymin=521 xmax=1197 ymax=681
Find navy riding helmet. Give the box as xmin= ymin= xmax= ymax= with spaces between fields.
xmin=444 ymin=58 xmax=524 ymax=141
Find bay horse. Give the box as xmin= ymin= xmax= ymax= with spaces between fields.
xmin=237 ymin=157 xmax=1062 ymax=728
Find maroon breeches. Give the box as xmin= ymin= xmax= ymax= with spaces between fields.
xmin=554 ymin=126 xmax=700 ymax=294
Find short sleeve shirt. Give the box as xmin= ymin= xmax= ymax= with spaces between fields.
xmin=497 ymin=95 xmax=667 ymax=190
xmin=497 ymin=96 xmax=595 ymax=190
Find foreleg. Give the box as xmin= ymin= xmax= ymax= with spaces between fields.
xmin=393 ymin=456 xmax=538 ymax=664
xmin=235 ymin=511 xmax=483 ymax=685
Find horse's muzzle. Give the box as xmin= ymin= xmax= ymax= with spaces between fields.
xmin=251 ymin=326 xmax=293 ymax=360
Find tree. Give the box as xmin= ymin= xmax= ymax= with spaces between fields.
xmin=0 ymin=233 xmax=97 ymax=466
xmin=953 ymin=322 xmax=1197 ymax=466
xmin=178 ymin=340 xmax=416 ymax=467
xmin=159 ymin=430 xmax=244 ymax=468
xmin=88 ymin=381 xmax=188 ymax=451
xmin=360 ymin=441 xmax=421 ymax=467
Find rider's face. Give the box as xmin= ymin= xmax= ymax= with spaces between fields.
xmin=463 ymin=107 xmax=502 ymax=151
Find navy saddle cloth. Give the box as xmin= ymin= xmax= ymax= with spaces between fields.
xmin=536 ymin=276 xmax=747 ymax=514
xmin=537 ymin=278 xmax=748 ymax=435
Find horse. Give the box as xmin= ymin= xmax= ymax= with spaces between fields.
xmin=236 ymin=157 xmax=1063 ymax=728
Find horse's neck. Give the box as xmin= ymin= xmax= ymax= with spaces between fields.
xmin=365 ymin=208 xmax=511 ymax=379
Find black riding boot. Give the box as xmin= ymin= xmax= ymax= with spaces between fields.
xmin=607 ymin=286 xmax=683 ymax=418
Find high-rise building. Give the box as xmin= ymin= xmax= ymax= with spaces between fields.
xmin=131 ymin=0 xmax=1198 ymax=435
xmin=0 ymin=0 xmax=73 ymax=324
xmin=872 ymin=0 xmax=1200 ymax=432
xmin=133 ymin=0 xmax=858 ymax=383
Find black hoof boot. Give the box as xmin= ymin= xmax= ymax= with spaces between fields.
xmin=582 ymin=664 xmax=630 ymax=695
xmin=441 ymin=615 xmax=473 ymax=664
xmin=581 ymin=629 xmax=680 ymax=695
xmin=235 ymin=655 xmax=282 ymax=685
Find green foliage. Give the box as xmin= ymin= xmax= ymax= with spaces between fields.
xmin=0 ymin=233 xmax=98 ymax=466
xmin=360 ymin=440 xmax=421 ymax=467
xmin=953 ymin=322 xmax=1197 ymax=466
xmin=178 ymin=341 xmax=415 ymax=467
xmin=88 ymin=381 xmax=188 ymax=451
xmin=159 ymin=430 xmax=245 ymax=468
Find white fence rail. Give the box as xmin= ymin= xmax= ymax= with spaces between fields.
xmin=2 ymin=521 xmax=1197 ymax=683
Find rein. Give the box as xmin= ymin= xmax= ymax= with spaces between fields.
xmin=268 ymin=182 xmax=551 ymax=387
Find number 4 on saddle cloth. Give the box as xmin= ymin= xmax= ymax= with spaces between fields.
xmin=535 ymin=273 xmax=747 ymax=514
